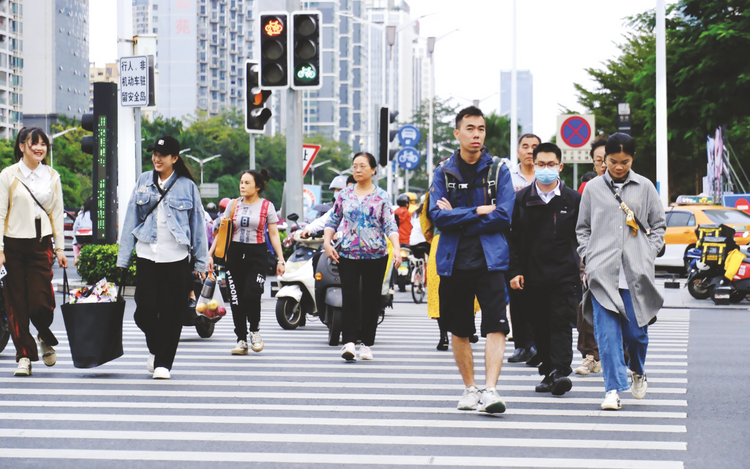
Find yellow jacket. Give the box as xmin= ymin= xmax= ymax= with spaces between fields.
xmin=0 ymin=161 xmax=65 ymax=253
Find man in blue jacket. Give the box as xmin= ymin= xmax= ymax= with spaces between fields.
xmin=429 ymin=106 xmax=515 ymax=413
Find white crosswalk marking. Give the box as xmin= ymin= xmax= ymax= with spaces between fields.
xmin=0 ymin=303 xmax=689 ymax=468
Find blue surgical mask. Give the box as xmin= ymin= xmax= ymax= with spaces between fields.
xmin=534 ymin=166 xmax=559 ymax=185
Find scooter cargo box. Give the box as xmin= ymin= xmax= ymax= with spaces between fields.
xmin=695 ymin=224 xmax=735 ymax=248
xmin=712 ymin=285 xmax=733 ymax=305
xmin=700 ymin=237 xmax=732 ymax=266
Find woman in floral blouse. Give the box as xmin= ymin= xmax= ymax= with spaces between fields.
xmin=324 ymin=152 xmax=401 ymax=362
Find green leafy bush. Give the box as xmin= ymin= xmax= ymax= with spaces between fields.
xmin=77 ymin=244 xmax=137 ymax=286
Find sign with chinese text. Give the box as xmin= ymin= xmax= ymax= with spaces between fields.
xmin=120 ymin=55 xmax=150 ymax=107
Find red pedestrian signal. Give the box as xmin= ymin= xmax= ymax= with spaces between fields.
xmin=259 ymin=13 xmax=290 ymax=89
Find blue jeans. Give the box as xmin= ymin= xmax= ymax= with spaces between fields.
xmin=591 ymin=289 xmax=649 ymax=393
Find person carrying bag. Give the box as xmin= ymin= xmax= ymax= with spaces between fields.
xmin=0 ymin=127 xmax=68 ymax=377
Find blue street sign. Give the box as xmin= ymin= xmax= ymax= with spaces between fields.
xmin=397 ymin=124 xmax=422 ymax=147
xmin=396 ymin=147 xmax=422 ymax=171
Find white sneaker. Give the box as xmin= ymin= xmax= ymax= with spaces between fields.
xmin=147 ymin=354 xmax=155 ymax=373
xmin=152 ymin=367 xmax=171 ymax=379
xmin=359 ymin=344 xmax=373 ymax=360
xmin=457 ymin=385 xmax=481 ymax=411
xmin=341 ymin=342 xmax=356 ymax=361
xmin=249 ymin=331 xmax=264 ymax=352
xmin=574 ymin=354 xmax=601 ymax=375
xmin=478 ymin=387 xmax=507 ymax=414
xmin=38 ymin=337 xmax=56 ymax=367
xmin=631 ymin=373 xmax=648 ymax=399
xmin=601 ymin=390 xmax=622 ymax=410
xmin=14 ymin=358 xmax=32 ymax=377
xmin=232 ymin=340 xmax=249 ymax=355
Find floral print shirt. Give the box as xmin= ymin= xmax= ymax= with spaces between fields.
xmin=325 ymin=185 xmax=399 ymax=259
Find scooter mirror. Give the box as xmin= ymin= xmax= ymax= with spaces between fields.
xmin=287 ymin=213 xmax=299 ymax=222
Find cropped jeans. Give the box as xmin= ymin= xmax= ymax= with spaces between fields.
xmin=591 ymin=289 xmax=649 ymax=393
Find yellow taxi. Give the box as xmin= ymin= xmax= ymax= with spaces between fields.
xmin=657 ymin=196 xmax=750 ymax=269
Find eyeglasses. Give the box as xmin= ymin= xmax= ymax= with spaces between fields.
xmin=593 ymin=159 xmax=605 ymax=166
xmin=534 ymin=162 xmax=560 ymax=169
xmin=352 ymin=164 xmax=371 ymax=170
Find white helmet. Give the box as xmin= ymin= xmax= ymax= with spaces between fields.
xmin=329 ymin=175 xmax=348 ymax=190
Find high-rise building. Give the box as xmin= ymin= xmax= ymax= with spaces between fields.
xmin=23 ymin=0 xmax=90 ymax=133
xmin=500 ymin=70 xmax=533 ymax=136
xmin=88 ymin=62 xmax=119 ymax=112
xmin=133 ymin=0 xmax=156 ymax=35
xmin=0 ymin=0 xmax=23 ymax=139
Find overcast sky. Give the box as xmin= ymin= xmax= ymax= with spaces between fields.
xmin=90 ymin=0 xmax=677 ymax=141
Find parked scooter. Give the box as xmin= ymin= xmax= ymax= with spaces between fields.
xmin=275 ymin=228 xmax=324 ymax=329
xmin=685 ymin=224 xmax=748 ymax=303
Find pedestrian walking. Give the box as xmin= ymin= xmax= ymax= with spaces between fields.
xmin=509 ymin=142 xmax=581 ymax=396
xmin=72 ymin=197 xmax=93 ymax=264
xmin=507 ymin=133 xmax=541 ymax=365
xmin=574 ymin=135 xmax=608 ymax=375
xmin=117 ymin=136 xmax=208 ymax=380
xmin=324 ymin=152 xmax=401 ymax=362
xmin=394 ymin=193 xmax=413 ymax=247
xmin=429 ymin=106 xmax=515 ymax=413
xmin=0 ymin=127 xmax=68 ymax=376
xmin=208 ymin=169 xmax=285 ymax=356
xmin=576 ymin=133 xmax=666 ymax=410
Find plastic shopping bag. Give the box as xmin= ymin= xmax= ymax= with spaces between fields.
xmin=195 ymin=275 xmax=227 ymax=319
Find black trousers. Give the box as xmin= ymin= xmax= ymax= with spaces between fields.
xmin=508 ymin=285 xmax=536 ymax=351
xmin=134 ymin=256 xmax=190 ymax=370
xmin=525 ymin=283 xmax=579 ymax=377
xmin=4 ymin=236 xmax=57 ymax=362
xmin=226 ymin=243 xmax=266 ymax=339
xmin=338 ymin=256 xmax=388 ymax=346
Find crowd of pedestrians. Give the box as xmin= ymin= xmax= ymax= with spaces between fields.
xmin=0 ymin=112 xmax=665 ymax=414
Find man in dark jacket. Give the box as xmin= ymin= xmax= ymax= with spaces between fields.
xmin=429 ymin=106 xmax=515 ymax=414
xmin=508 ymin=142 xmax=581 ymax=396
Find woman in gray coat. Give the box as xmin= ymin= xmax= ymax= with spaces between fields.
xmin=575 ymin=133 xmax=666 ymax=411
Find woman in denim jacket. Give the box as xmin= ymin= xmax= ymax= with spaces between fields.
xmin=117 ymin=136 xmax=208 ymax=379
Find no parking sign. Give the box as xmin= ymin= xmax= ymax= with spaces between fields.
xmin=556 ymin=114 xmax=596 ymax=164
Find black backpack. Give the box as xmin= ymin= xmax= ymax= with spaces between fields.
xmin=438 ymin=155 xmax=509 ymax=205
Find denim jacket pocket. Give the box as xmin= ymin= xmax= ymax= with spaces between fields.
xmin=168 ymin=198 xmax=193 ymax=211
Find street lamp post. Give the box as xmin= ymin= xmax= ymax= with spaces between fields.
xmin=426 ymin=28 xmax=458 ymax=185
xmin=183 ymin=153 xmax=222 ymax=186
xmin=50 ymin=127 xmax=77 ymax=168
xmin=309 ymin=159 xmax=330 ymax=185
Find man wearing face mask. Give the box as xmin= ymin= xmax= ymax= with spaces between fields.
xmin=508 ymin=142 xmax=581 ymax=396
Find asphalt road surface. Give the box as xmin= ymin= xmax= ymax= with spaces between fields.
xmin=0 ymin=273 xmax=748 ymax=468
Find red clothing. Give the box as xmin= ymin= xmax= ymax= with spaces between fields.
xmin=578 ymin=181 xmax=587 ymax=194
xmin=394 ymin=206 xmax=412 ymax=245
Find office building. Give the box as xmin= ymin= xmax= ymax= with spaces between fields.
xmin=23 ymin=0 xmax=90 ymax=133
xmin=88 ymin=62 xmax=119 ymax=112
xmin=500 ymin=70 xmax=533 ymax=135
xmin=0 ymin=0 xmax=22 ymax=139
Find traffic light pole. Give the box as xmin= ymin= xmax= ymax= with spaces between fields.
xmin=117 ymin=0 xmax=136 ymax=240
xmin=285 ymin=0 xmax=303 ymax=220
xmin=249 ymin=134 xmax=256 ymax=170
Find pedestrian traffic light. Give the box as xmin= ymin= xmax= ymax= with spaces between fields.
xmin=259 ymin=13 xmax=290 ymax=89
xmin=245 ymin=61 xmax=272 ymax=133
xmin=291 ymin=11 xmax=322 ymax=90
xmin=80 ymin=82 xmax=119 ymax=244
xmin=378 ymin=107 xmax=399 ymax=167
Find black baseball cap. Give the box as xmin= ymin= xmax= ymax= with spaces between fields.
xmin=147 ymin=136 xmax=180 ymax=156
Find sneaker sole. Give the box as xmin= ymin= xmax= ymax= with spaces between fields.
xmin=574 ymin=368 xmax=590 ymax=375
xmin=457 ymin=405 xmax=478 ymax=411
xmin=601 ymin=403 xmax=622 ymax=410
xmin=42 ymin=354 xmax=56 ymax=367
xmin=14 ymin=370 xmax=31 ymax=377
xmin=480 ymin=401 xmax=507 ymax=414
xmin=551 ymin=377 xmax=573 ymax=396
xmin=251 ymin=345 xmax=264 ymax=352
xmin=231 ymin=350 xmax=249 ymax=355
xmin=341 ymin=351 xmax=356 ymax=361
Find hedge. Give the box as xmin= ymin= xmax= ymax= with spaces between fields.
xmin=77 ymin=244 xmax=137 ymax=286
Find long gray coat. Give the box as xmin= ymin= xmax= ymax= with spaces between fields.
xmin=576 ymin=170 xmax=666 ymax=328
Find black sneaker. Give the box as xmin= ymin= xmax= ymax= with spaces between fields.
xmin=508 ymin=348 xmax=528 ymax=363
xmin=535 ymin=374 xmax=554 ymax=393
xmin=436 ymin=335 xmax=449 ymax=351
xmin=550 ymin=371 xmax=573 ymax=396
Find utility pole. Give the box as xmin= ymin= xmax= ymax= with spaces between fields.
xmin=117 ymin=0 xmax=136 ymax=239
xmin=509 ymin=0 xmax=518 ymax=166
xmin=656 ymin=0 xmax=670 ymax=206
xmin=285 ymin=0 xmax=304 ymax=218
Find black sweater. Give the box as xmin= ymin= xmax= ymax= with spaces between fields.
xmin=508 ymin=181 xmax=581 ymax=287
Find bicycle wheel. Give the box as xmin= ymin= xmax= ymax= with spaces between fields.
xmin=411 ymin=262 xmax=426 ymax=304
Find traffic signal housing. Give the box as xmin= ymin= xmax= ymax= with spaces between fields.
xmin=245 ymin=61 xmax=272 ymax=133
xmin=378 ymin=107 xmax=399 ymax=167
xmin=259 ymin=13 xmax=290 ymax=89
xmin=80 ymin=82 xmax=119 ymax=244
xmin=291 ymin=11 xmax=322 ymax=90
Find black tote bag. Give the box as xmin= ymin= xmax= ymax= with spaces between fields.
xmin=61 ymin=270 xmax=126 ymax=368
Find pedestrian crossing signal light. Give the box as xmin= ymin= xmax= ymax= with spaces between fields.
xmin=259 ymin=13 xmax=290 ymax=89
xmin=291 ymin=11 xmax=322 ymax=90
xmin=379 ymin=107 xmax=399 ymax=167
xmin=245 ymin=61 xmax=272 ymax=133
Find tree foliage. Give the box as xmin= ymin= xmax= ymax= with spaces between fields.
xmin=575 ymin=0 xmax=750 ymax=198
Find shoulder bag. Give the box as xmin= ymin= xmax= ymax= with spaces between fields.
xmin=214 ymin=198 xmax=238 ymax=264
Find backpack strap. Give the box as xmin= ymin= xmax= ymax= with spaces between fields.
xmin=257 ymin=199 xmax=270 ymax=243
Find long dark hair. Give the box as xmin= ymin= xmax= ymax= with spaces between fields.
xmin=14 ymin=127 xmax=50 ymax=163
xmin=241 ymin=168 xmax=271 ymax=194
xmin=172 ymin=156 xmax=196 ymax=183
xmin=82 ymin=196 xmax=93 ymax=214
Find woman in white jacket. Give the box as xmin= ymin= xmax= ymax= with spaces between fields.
xmin=0 ymin=127 xmax=68 ymax=377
